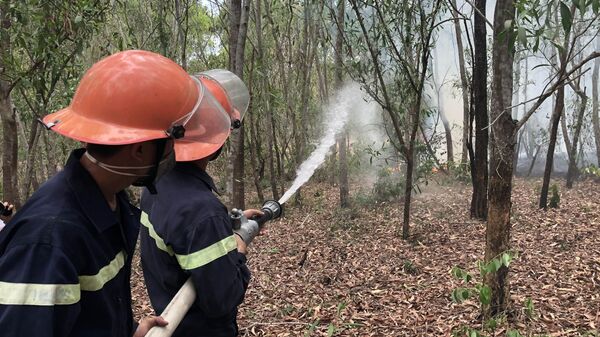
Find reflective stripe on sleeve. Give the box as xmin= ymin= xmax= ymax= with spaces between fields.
xmin=140 ymin=211 xmax=175 ymax=256
xmin=79 ymin=250 xmax=126 ymax=291
xmin=175 ymin=235 xmax=237 ymax=270
xmin=0 ymin=281 xmax=80 ymax=306
xmin=0 ymin=250 xmax=126 ymax=306
xmin=140 ymin=211 xmax=238 ymax=270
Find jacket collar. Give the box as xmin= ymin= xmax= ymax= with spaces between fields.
xmin=173 ymin=162 xmax=220 ymax=194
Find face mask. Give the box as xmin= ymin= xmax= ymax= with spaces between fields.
xmin=132 ymin=149 xmax=175 ymax=192
xmin=84 ymin=142 xmax=175 ymax=193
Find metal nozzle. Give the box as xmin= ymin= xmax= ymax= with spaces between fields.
xmin=261 ymin=200 xmax=282 ymax=221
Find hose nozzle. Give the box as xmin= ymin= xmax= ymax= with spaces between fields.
xmin=231 ymin=200 xmax=282 ymax=245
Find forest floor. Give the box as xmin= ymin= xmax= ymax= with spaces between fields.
xmin=131 ymin=176 xmax=600 ymax=337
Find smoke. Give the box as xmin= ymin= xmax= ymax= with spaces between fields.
xmin=279 ymin=82 xmax=370 ymax=204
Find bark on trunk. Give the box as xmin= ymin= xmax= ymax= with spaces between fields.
xmin=593 ymin=38 xmax=600 ymax=166
xmin=229 ymin=0 xmax=250 ymax=209
xmin=336 ymin=0 xmax=349 ymax=208
xmin=566 ymin=91 xmax=587 ymax=188
xmin=0 ymin=5 xmax=20 ymax=206
xmin=540 ymin=87 xmax=564 ymax=209
xmin=402 ymin=146 xmax=415 ymax=240
xmin=540 ymin=29 xmax=570 ymax=208
xmin=485 ymin=0 xmax=516 ymax=318
xmin=450 ymin=0 xmax=471 ymax=165
xmin=471 ymin=0 xmax=489 ymax=220
xmin=526 ymin=145 xmax=541 ymax=177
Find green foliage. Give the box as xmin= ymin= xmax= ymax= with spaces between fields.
xmin=549 ymin=184 xmax=560 ymax=208
xmin=451 ymin=252 xmax=537 ymax=337
xmin=583 ymin=165 xmax=600 ymax=178
xmin=372 ymin=167 xmax=405 ymax=202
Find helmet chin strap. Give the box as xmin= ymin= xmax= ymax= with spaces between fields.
xmin=84 ymin=139 xmax=172 ymax=192
xmin=83 ymin=151 xmax=152 ymax=177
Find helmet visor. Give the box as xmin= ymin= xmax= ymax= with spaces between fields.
xmin=171 ymin=76 xmax=231 ymax=146
xmin=199 ymin=69 xmax=250 ymax=122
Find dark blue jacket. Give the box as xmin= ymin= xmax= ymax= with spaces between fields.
xmin=140 ymin=162 xmax=250 ymax=337
xmin=0 ymin=149 xmax=140 ymax=337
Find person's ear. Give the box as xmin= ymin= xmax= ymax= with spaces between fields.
xmin=128 ymin=142 xmax=146 ymax=163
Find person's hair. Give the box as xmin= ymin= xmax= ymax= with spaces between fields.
xmin=86 ymin=143 xmax=128 ymax=158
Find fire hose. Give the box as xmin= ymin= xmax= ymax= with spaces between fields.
xmin=145 ymin=200 xmax=283 ymax=337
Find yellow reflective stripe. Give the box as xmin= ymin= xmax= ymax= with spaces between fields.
xmin=0 ymin=281 xmax=80 ymax=306
xmin=140 ymin=212 xmax=237 ymax=270
xmin=140 ymin=211 xmax=174 ymax=256
xmin=176 ymin=235 xmax=237 ymax=270
xmin=79 ymin=250 xmax=126 ymax=291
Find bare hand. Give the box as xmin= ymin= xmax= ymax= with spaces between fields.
xmin=0 ymin=201 xmax=14 ymax=222
xmin=242 ymin=208 xmax=263 ymax=219
xmin=243 ymin=208 xmax=268 ymax=236
xmin=234 ymin=233 xmax=248 ymax=255
xmin=133 ymin=315 xmax=168 ymax=337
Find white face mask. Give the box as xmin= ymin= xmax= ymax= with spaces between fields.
xmin=84 ymin=149 xmax=176 ymax=191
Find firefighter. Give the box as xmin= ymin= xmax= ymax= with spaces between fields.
xmin=0 ymin=50 xmax=208 ymax=337
xmin=139 ymin=69 xmax=260 ymax=337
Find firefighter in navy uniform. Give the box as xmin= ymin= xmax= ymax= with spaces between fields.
xmin=0 ymin=50 xmax=210 ymax=337
xmin=140 ymin=69 xmax=260 ymax=337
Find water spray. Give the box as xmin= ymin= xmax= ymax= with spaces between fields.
xmin=278 ymin=92 xmax=350 ymax=204
xmin=146 ymin=83 xmax=361 ymax=337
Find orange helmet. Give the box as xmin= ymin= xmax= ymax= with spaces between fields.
xmin=41 ymin=50 xmax=203 ymax=145
xmin=174 ymin=69 xmax=249 ymax=162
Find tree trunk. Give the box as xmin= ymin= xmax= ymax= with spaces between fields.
xmin=335 ymin=0 xmax=349 ymax=208
xmin=566 ymin=91 xmax=587 ymax=188
xmin=485 ymin=0 xmax=516 ymax=319
xmin=593 ymin=37 xmax=600 ymax=166
xmin=540 ymin=87 xmax=565 ymax=209
xmin=540 ymin=29 xmax=570 ymax=208
xmin=560 ymin=107 xmax=572 ymax=157
xmin=402 ymin=147 xmax=415 ymax=240
xmin=450 ymin=0 xmax=470 ymax=165
xmin=228 ymin=0 xmax=250 ymax=209
xmin=0 ymin=5 xmax=20 ymax=206
xmin=526 ymin=144 xmax=541 ymax=177
xmin=433 ymin=46 xmax=454 ymax=164
xmin=512 ymin=57 xmax=521 ymax=173
xmin=471 ymin=0 xmax=488 ymax=220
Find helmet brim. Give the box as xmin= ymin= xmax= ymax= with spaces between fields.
xmin=42 ymin=107 xmax=168 ymax=145
xmin=174 ymin=129 xmax=231 ymax=162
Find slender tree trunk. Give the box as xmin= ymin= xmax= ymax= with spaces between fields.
xmin=0 ymin=5 xmax=20 ymax=206
xmin=433 ymin=47 xmax=454 ymax=164
xmin=540 ymin=88 xmax=564 ymax=208
xmin=450 ymin=0 xmax=470 ymax=165
xmin=566 ymin=91 xmax=587 ymax=188
xmin=593 ymin=37 xmax=600 ymax=166
xmin=335 ymin=0 xmax=349 ymax=208
xmin=485 ymin=0 xmax=516 ymax=319
xmin=471 ymin=0 xmax=488 ymax=220
xmin=540 ymin=31 xmax=570 ymax=208
xmin=253 ymin=0 xmax=279 ymax=201
xmin=228 ymin=0 xmax=250 ymax=209
xmin=512 ymin=57 xmax=521 ymax=173
xmin=23 ymin=118 xmax=41 ymax=198
xmin=526 ymin=145 xmax=541 ymax=177
xmin=246 ymin=60 xmax=265 ymax=202
xmin=560 ymin=107 xmax=572 ymax=157
xmin=402 ymin=146 xmax=415 ymax=240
